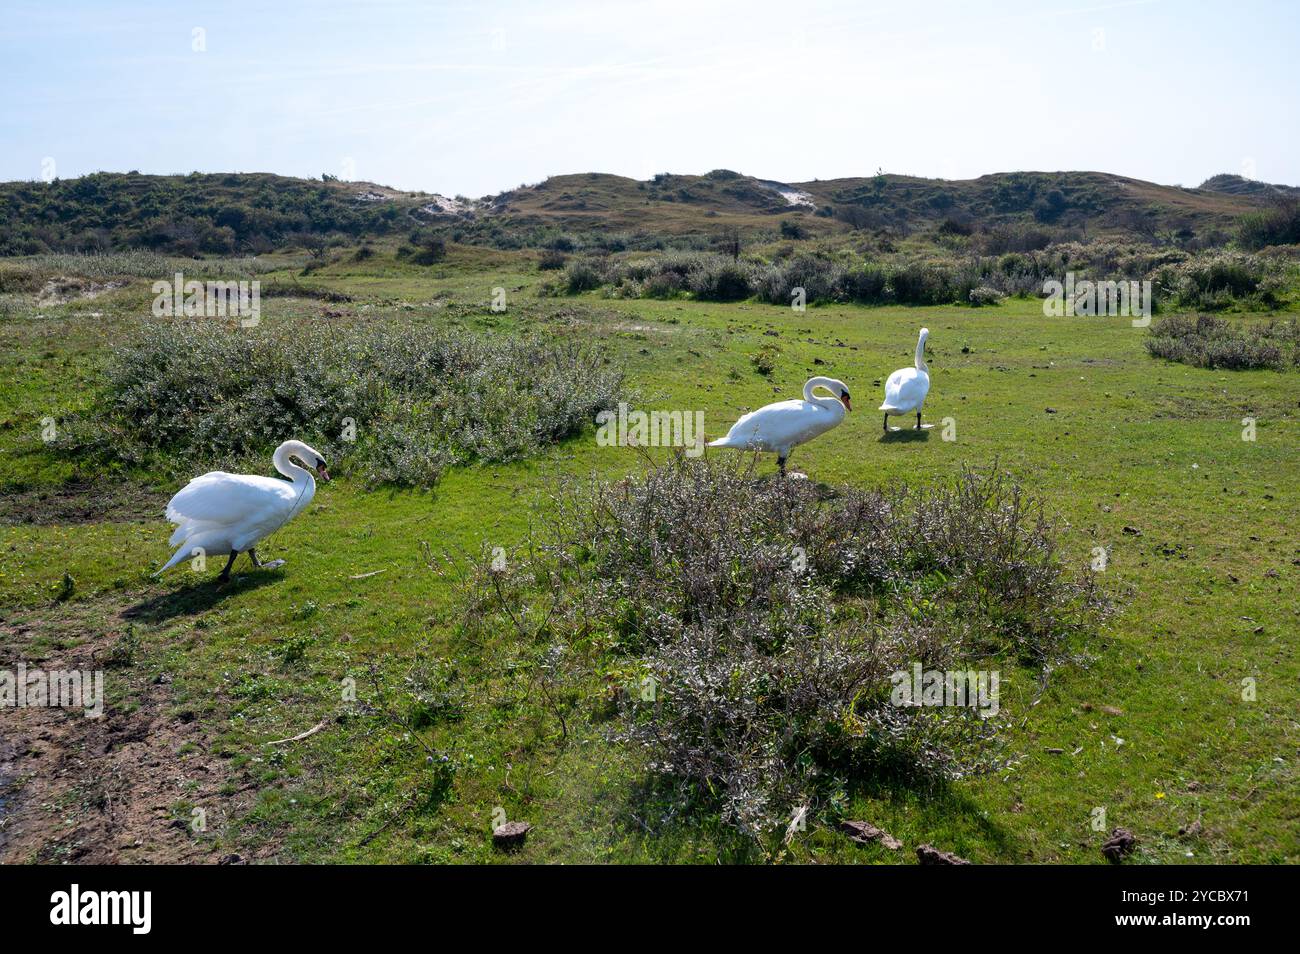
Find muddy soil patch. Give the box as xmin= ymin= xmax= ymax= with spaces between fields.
xmin=0 ymin=606 xmax=261 ymax=863
xmin=0 ymin=481 xmax=168 ymax=526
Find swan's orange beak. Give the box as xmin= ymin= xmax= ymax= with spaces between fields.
xmin=841 ymin=394 xmax=852 ymax=412
xmin=317 ymin=463 xmax=331 ymax=481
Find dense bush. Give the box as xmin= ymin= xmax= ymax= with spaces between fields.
xmin=975 ymin=224 xmax=1057 ymax=255
xmin=754 ymin=254 xmax=843 ymax=305
xmin=888 ymin=260 xmax=985 ymax=305
xmin=410 ymin=236 xmax=447 ymax=265
xmin=467 ymin=458 xmax=1110 ymax=847
xmin=75 ymin=317 xmax=624 ymax=485
xmin=1145 ymin=314 xmax=1299 ymax=370
xmin=538 ymin=249 xmax=567 ymax=270
xmin=687 ymin=257 xmax=754 ymax=301
xmin=564 ymin=259 xmax=604 ymax=292
xmin=1153 ymin=253 xmax=1274 ymax=310
xmin=1237 ymin=197 xmax=1300 ymax=250
xmin=968 ymin=285 xmax=1003 ymax=306
xmin=840 ymin=263 xmax=890 ymax=303
xmin=642 ymin=271 xmax=685 ymax=298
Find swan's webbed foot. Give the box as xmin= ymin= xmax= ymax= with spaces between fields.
xmin=249 ymin=548 xmax=285 ymax=571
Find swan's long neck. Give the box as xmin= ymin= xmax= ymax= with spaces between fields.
xmin=273 ymin=442 xmax=315 ymax=489
xmin=915 ymin=334 xmax=929 ymax=373
xmin=803 ymin=376 xmax=845 ymax=413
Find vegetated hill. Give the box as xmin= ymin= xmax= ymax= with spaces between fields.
xmin=496 ymin=170 xmax=797 ymax=223
xmin=487 ymin=169 xmax=1265 ymax=242
xmin=0 ymin=167 xmax=1279 ymax=256
xmin=794 ymin=171 xmax=1260 ymax=238
xmin=0 ymin=171 xmax=427 ymax=256
xmin=1198 ymin=173 xmax=1300 ymax=198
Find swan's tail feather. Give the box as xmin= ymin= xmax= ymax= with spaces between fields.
xmin=169 ymin=518 xmax=222 ymax=548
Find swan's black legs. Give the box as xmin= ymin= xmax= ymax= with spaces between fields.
xmin=217 ymin=551 xmax=238 ymax=582
xmin=916 ymin=411 xmax=922 ymax=430
xmin=883 ymin=412 xmax=889 ymax=433
xmin=249 ymin=548 xmax=263 ymax=567
xmin=777 ymin=455 xmax=787 ymax=476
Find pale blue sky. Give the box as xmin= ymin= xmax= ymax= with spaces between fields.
xmin=3 ymin=0 xmax=1297 ymax=195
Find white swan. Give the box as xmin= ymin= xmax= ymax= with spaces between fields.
xmin=156 ymin=440 xmax=330 ymax=581
xmin=880 ymin=327 xmax=930 ymax=432
xmin=708 ymin=376 xmax=851 ymax=475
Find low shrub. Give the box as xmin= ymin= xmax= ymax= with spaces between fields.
xmin=754 ymin=254 xmax=843 ymax=305
xmin=1145 ymin=314 xmax=1299 ymax=370
xmin=968 ymin=285 xmax=1003 ymax=306
xmin=840 ymin=263 xmax=890 ymax=304
xmin=410 ymin=237 xmax=446 ymax=265
xmin=688 ymin=257 xmax=754 ymax=301
xmin=975 ymin=225 xmax=1057 ymax=255
xmin=464 ymin=458 xmax=1110 ymax=848
xmin=1237 ymin=197 xmax=1300 ymax=250
xmin=73 ymin=316 xmax=624 ymax=485
xmin=1154 ymin=253 xmax=1272 ymax=309
xmin=565 ymin=259 xmax=604 ymax=292
xmin=642 ymin=271 xmax=685 ymax=298
xmin=890 ymin=261 xmax=968 ymax=305
xmin=538 ymin=249 xmax=567 ymax=270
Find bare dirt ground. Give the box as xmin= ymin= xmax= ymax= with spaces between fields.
xmin=0 ymin=605 xmax=259 ymax=864
xmin=0 ymin=482 xmax=167 ymax=526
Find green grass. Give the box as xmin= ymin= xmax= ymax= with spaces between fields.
xmin=1 ymin=247 xmax=1296 ymax=864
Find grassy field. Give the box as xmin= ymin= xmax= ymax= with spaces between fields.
xmin=1 ymin=247 xmax=1296 ymax=864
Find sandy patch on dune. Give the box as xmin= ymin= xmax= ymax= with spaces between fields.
xmin=37 ymin=277 xmax=125 ymax=307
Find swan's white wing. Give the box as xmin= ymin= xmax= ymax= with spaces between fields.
xmin=166 ymin=472 xmax=296 ymax=528
xmin=714 ymin=399 xmax=842 ymax=453
xmin=158 ymin=470 xmax=313 ymax=574
xmin=880 ymin=368 xmax=930 ymax=412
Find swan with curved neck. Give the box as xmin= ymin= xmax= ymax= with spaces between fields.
xmin=156 ymin=439 xmax=330 ymax=581
xmin=879 ymin=328 xmax=931 ymax=432
xmin=708 ymin=376 xmax=852 ymax=475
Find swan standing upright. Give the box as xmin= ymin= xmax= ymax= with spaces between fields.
xmin=708 ymin=376 xmax=851 ymax=475
xmin=879 ymin=327 xmax=931 ymax=432
xmin=156 ymin=440 xmax=330 ymax=581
